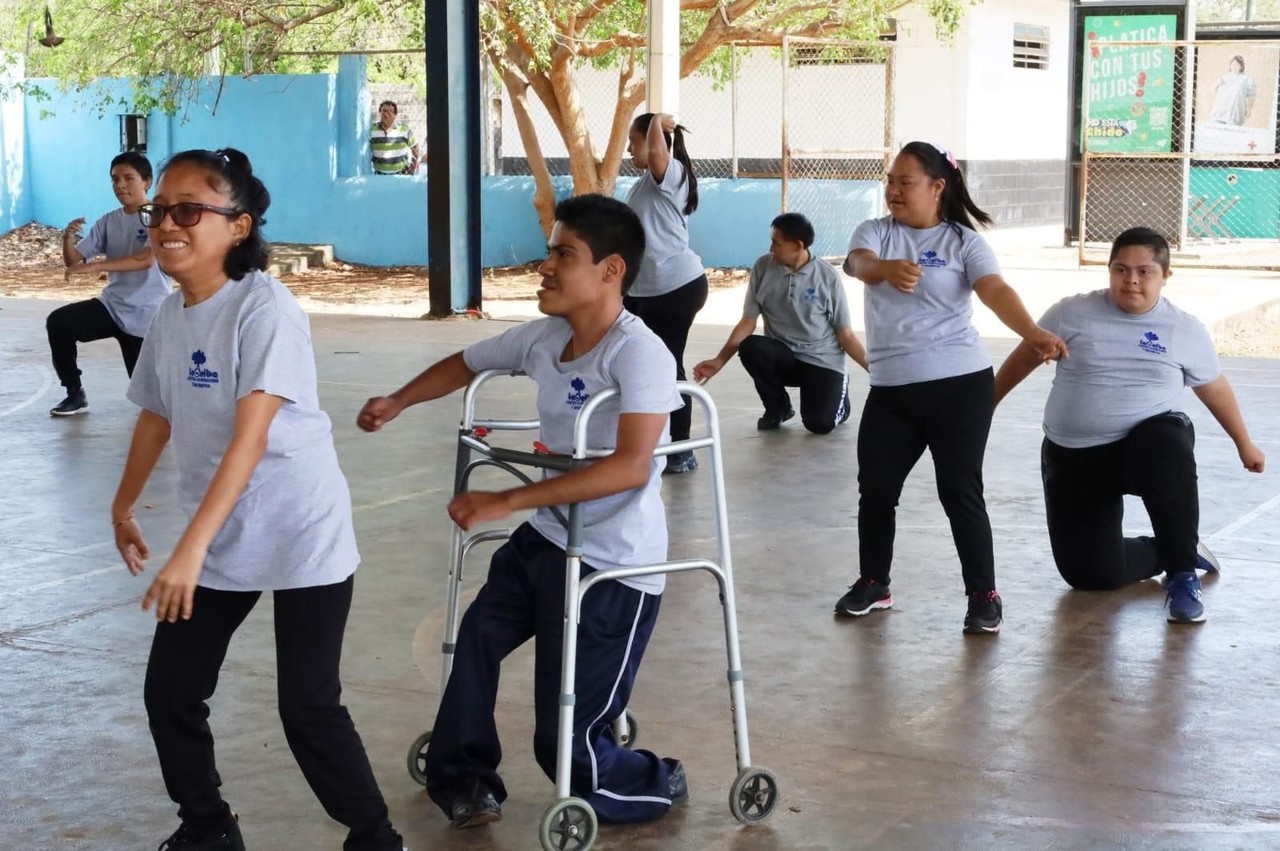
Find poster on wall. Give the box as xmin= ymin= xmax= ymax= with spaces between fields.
xmin=1193 ymin=43 xmax=1279 ymax=155
xmin=1082 ymin=15 xmax=1177 ymax=153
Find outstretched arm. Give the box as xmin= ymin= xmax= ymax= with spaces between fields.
xmin=693 ymin=316 xmax=758 ymax=383
xmin=974 ymin=275 xmax=1069 ymax=362
xmin=1193 ymin=375 xmax=1265 ymax=472
xmin=836 ymin=326 xmax=869 ymax=372
xmin=357 ymin=352 xmax=475 ymax=432
xmin=994 ymin=340 xmax=1047 ymax=406
xmin=66 ymin=247 xmax=154 ymax=280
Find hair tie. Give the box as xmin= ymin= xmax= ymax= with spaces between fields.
xmin=932 ymin=144 xmax=958 ymax=170
xmin=215 ymin=150 xmax=230 ymax=166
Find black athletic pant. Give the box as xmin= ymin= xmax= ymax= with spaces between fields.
xmin=46 ymin=298 xmax=143 ymax=392
xmin=144 ymin=577 xmax=402 ymax=851
xmin=737 ymin=335 xmax=849 ymax=434
xmin=856 ymin=368 xmax=996 ymax=594
xmin=624 ymin=274 xmax=708 ymax=442
xmin=1041 ymin=411 xmax=1199 ymax=590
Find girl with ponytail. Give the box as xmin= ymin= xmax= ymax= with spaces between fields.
xmin=624 ymin=112 xmax=708 ymax=474
xmin=111 ymin=148 xmax=405 ymax=851
xmin=833 ymin=141 xmax=1067 ymax=636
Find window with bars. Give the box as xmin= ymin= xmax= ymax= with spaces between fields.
xmin=1014 ymin=23 xmax=1050 ymax=70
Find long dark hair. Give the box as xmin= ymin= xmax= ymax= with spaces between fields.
xmin=631 ymin=112 xmax=698 ymax=216
xmin=899 ymin=141 xmax=992 ymax=232
xmin=161 ymin=148 xmax=271 ymax=280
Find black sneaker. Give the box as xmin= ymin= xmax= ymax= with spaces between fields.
xmin=664 ymin=757 xmax=689 ymax=807
xmin=49 ymin=389 xmax=89 ymax=417
xmin=756 ymin=407 xmax=796 ymax=431
xmin=157 ymin=817 xmax=244 ymax=851
xmin=450 ymin=778 xmax=502 ymax=829
xmin=663 ymin=451 xmax=698 ymax=475
xmin=834 ymin=578 xmax=893 ymax=617
xmin=963 ymin=590 xmax=1003 ymax=634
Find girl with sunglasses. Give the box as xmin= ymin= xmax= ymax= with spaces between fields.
xmin=111 ymin=148 xmax=404 ymax=851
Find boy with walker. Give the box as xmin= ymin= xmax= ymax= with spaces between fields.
xmin=995 ymin=226 xmax=1265 ymax=624
xmin=357 ymin=194 xmax=688 ymax=827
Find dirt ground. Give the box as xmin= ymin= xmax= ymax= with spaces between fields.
xmin=3 ymin=223 xmax=1277 ymax=356
xmin=0 ymin=223 xmax=747 ymax=311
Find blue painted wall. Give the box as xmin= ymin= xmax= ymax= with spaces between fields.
xmin=11 ymin=58 xmax=880 ymax=269
xmin=0 ymin=53 xmax=30 ymax=233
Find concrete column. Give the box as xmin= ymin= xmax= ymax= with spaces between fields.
xmin=646 ymin=0 xmax=681 ymax=114
xmin=336 ymin=54 xmax=370 ymax=179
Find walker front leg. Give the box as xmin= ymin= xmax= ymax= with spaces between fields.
xmin=554 ymin=549 xmax=584 ymax=801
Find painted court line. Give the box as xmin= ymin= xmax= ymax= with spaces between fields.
xmin=0 ymin=365 xmax=53 ymax=418
xmin=1205 ymin=492 xmax=1280 ymax=545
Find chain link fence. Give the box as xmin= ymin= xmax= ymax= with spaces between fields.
xmin=782 ymin=37 xmax=894 ymax=259
xmin=1080 ymin=39 xmax=1280 ymax=269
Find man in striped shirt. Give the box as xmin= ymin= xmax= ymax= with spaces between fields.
xmin=371 ymin=100 xmax=421 ymax=175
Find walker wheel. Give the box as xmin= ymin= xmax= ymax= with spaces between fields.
xmin=613 ymin=709 xmax=640 ymax=749
xmin=539 ymin=798 xmax=598 ymax=851
xmin=729 ymin=767 xmax=778 ymax=825
xmin=406 ymin=731 xmax=432 ymax=787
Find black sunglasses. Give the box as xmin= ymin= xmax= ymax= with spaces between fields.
xmin=139 ymin=202 xmax=243 ymax=228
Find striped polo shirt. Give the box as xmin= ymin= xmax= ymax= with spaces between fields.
xmin=371 ymin=121 xmax=416 ymax=174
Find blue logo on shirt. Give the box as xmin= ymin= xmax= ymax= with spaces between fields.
xmin=1139 ymin=331 xmax=1167 ymax=355
xmin=566 ymin=376 xmax=590 ymax=410
xmin=187 ymin=350 xmax=220 ymax=388
xmin=803 ymin=286 xmax=819 ymax=304
xmin=919 ymin=250 xmax=947 ymax=268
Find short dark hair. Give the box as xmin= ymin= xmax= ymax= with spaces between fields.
xmin=553 ymin=194 xmax=646 ymax=295
xmin=1231 ymin=55 xmax=1246 ymax=71
xmin=379 ymin=100 xmax=398 ymax=112
xmin=1109 ymin=226 xmax=1171 ymax=272
xmin=771 ymin=212 xmax=815 ymax=248
xmin=111 ymin=151 xmax=153 ymax=182
xmin=161 ymin=148 xmax=271 ymax=280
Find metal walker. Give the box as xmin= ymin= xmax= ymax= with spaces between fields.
xmin=405 ymin=370 xmax=779 ymax=850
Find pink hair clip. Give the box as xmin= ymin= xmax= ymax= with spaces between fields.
xmin=933 ymin=144 xmax=958 ymax=170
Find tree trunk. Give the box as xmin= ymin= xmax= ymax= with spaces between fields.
xmin=547 ymin=55 xmax=603 ymax=196
xmin=498 ymin=67 xmax=557 ymax=237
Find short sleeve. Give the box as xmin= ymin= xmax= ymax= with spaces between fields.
xmin=235 ymin=291 xmax=315 ymax=404
xmin=405 ymin=124 xmax=417 ymax=147
xmin=463 ymin=319 xmax=545 ymax=374
xmin=961 ymin=232 xmax=1003 ymax=284
xmin=126 ymin=315 xmax=168 ymax=418
xmin=742 ymin=258 xmax=766 ymax=320
xmin=1181 ymin=317 xmax=1223 ymax=387
xmin=848 ymin=218 xmax=883 ymax=256
xmin=610 ymin=335 xmax=680 ymax=415
xmin=828 ymin=266 xmax=852 ymax=329
xmin=75 ymin=213 xmax=110 ymax=261
xmin=1038 ymin=299 xmax=1066 ymax=336
xmin=652 ymin=157 xmax=687 ymax=197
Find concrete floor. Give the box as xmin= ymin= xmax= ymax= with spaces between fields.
xmin=5 ymin=294 xmax=1280 ymax=850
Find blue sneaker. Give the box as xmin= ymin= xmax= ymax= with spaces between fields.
xmin=1195 ymin=540 xmax=1221 ymax=574
xmin=1165 ymin=571 xmax=1206 ymax=623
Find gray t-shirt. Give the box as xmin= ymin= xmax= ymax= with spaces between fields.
xmin=127 ymin=271 xmax=359 ymax=591
xmin=848 ymin=216 xmax=1001 ymax=387
xmin=625 ymin=158 xmax=705 ymax=298
xmin=1039 ymin=290 xmax=1222 ymax=449
xmin=463 ymin=312 xmax=682 ymax=594
xmin=744 ymin=254 xmax=852 ymax=373
xmin=76 ymin=207 xmax=173 ymax=338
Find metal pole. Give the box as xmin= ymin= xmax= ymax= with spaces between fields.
xmin=1078 ymin=40 xmax=1093 ymax=267
xmin=731 ymin=43 xmax=739 ymax=179
xmin=1178 ymin=4 xmax=1198 ymax=251
xmin=781 ymin=35 xmax=790 ymax=213
xmin=425 ymin=0 xmax=483 ymax=314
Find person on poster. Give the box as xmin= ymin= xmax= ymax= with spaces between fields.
xmin=1207 ymin=55 xmax=1256 ymax=126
